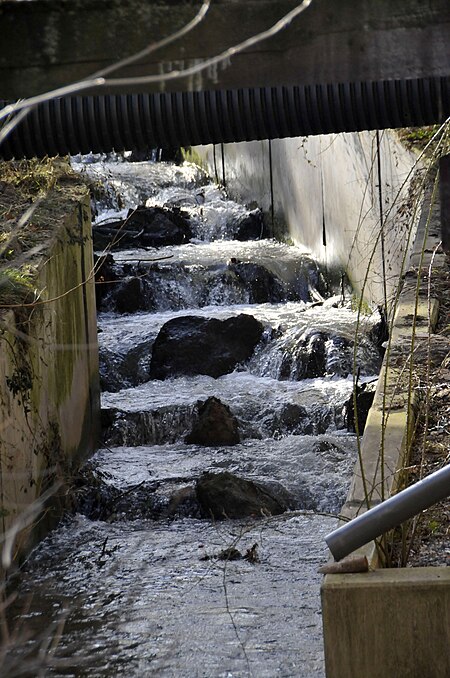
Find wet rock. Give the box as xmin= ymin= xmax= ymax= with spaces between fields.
xmin=344 ymin=381 xmax=377 ymax=433
xmin=150 ymin=314 xmax=264 ymax=379
xmin=73 ymin=468 xmax=160 ymax=521
xmin=102 ymin=405 xmax=195 ymax=446
xmin=94 ymin=253 xmax=119 ymax=307
xmin=93 ymin=205 xmax=192 ymax=250
xmin=125 ymin=148 xmax=154 ymax=162
xmin=303 ymin=332 xmax=327 ymax=377
xmin=368 ymin=305 xmax=389 ymax=351
xmin=233 ymin=209 xmax=266 ymax=240
xmin=217 ymin=547 xmax=242 ymax=561
xmin=164 ymin=485 xmax=200 ymax=518
xmin=325 ymin=335 xmax=353 ymax=377
xmin=280 ymin=330 xmax=328 ymax=380
xmin=99 ymin=339 xmax=154 ymax=392
xmin=228 ymin=261 xmax=285 ymax=303
xmin=185 ymin=397 xmax=240 ymax=446
xmin=270 ymin=402 xmax=337 ymax=437
xmin=74 ymin=465 xmax=202 ymax=521
xmin=195 ymin=471 xmax=288 ymax=519
xmin=114 ymin=276 xmax=147 ymax=314
xmin=271 ymin=403 xmax=313 ymax=436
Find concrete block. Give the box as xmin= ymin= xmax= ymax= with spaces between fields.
xmin=322 ymin=568 xmax=450 ymax=678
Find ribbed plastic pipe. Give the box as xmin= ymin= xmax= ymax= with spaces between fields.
xmin=1 ymin=76 xmax=449 ymax=159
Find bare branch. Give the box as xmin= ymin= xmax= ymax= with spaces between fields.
xmin=0 ymin=0 xmax=313 ymax=141
xmin=91 ymin=0 xmax=211 ymax=79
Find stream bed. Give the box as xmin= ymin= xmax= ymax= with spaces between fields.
xmin=8 ymin=156 xmax=382 ymax=677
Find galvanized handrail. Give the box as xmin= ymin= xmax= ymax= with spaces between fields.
xmin=325 ymin=463 xmax=450 ymax=562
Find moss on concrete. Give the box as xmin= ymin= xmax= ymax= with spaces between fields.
xmin=0 ymin=159 xmax=100 ymax=575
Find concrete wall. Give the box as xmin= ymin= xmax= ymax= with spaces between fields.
xmin=0 ymin=184 xmax=99 ymax=573
xmin=2 ymin=0 xmax=449 ymax=99
xmin=195 ymin=131 xmax=417 ymax=308
xmin=320 ymin=176 xmax=450 ymax=677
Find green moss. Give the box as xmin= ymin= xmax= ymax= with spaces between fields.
xmin=0 ymin=265 xmax=37 ymax=306
xmin=351 ymin=293 xmax=373 ymax=315
xmin=180 ymin=147 xmax=208 ymax=171
xmin=397 ymin=124 xmax=450 ymax=157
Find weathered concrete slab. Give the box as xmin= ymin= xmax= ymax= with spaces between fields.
xmin=0 ymin=0 xmax=449 ymax=99
xmin=322 ymin=567 xmax=450 ymax=678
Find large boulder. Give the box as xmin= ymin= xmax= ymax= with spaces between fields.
xmin=185 ymin=397 xmax=240 ymax=446
xmin=150 ymin=314 xmax=264 ymax=379
xmin=195 ymin=471 xmax=288 ymax=519
xmin=93 ymin=205 xmax=192 ymax=250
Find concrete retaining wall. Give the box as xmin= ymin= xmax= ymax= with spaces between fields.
xmin=321 ymin=178 xmax=450 ymax=677
xmin=195 ymin=131 xmax=417 ymax=307
xmin=0 ymin=180 xmax=99 ymax=574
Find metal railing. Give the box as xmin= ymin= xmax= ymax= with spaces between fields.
xmin=326 ymin=463 xmax=450 ymax=562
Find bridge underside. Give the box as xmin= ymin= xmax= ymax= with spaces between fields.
xmin=1 ymin=0 xmax=449 ymax=98
xmin=0 ymin=0 xmax=449 ymax=158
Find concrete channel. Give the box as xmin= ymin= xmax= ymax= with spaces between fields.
xmin=0 ymin=129 xmax=449 ymax=674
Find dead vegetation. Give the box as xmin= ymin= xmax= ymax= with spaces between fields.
xmin=389 ymin=263 xmax=450 ymax=567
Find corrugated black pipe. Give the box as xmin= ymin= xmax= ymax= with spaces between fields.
xmin=1 ymin=77 xmax=449 ymax=159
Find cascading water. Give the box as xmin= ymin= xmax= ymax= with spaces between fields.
xmin=7 ymin=154 xmax=383 ymax=677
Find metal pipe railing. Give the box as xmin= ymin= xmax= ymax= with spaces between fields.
xmin=325 ymin=463 xmax=450 ymax=562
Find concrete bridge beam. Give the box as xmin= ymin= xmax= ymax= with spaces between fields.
xmin=0 ymin=0 xmax=449 ymax=100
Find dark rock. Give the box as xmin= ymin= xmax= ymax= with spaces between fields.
xmin=280 ymin=330 xmax=328 ymax=380
xmin=125 ymin=148 xmax=154 ymax=162
xmin=325 ymin=335 xmax=353 ymax=377
xmin=114 ymin=276 xmax=147 ymax=314
xmin=185 ymin=397 xmax=240 ymax=446
xmin=99 ymin=339 xmax=154 ymax=392
xmin=164 ymin=485 xmax=200 ymax=518
xmin=195 ymin=471 xmax=288 ymax=519
xmin=303 ymin=331 xmax=327 ymax=378
xmin=229 ymin=261 xmax=285 ymax=303
xmin=94 ymin=253 xmax=119 ymax=307
xmin=271 ymin=403 xmax=313 ymax=436
xmin=150 ymin=314 xmax=264 ymax=380
xmin=93 ymin=205 xmax=192 ymax=250
xmin=368 ymin=305 xmax=389 ymax=351
xmin=344 ymin=381 xmax=377 ymax=433
xmin=102 ymin=404 xmax=196 ymax=446
xmin=233 ymin=209 xmax=266 ymax=240
xmin=218 ymin=547 xmax=242 ymax=561
xmin=73 ymin=467 xmax=160 ymax=522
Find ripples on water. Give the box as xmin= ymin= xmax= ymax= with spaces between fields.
xmin=7 ymin=157 xmax=381 ymax=677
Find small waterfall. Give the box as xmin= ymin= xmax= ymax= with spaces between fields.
xmin=10 ymin=155 xmax=384 ymax=678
